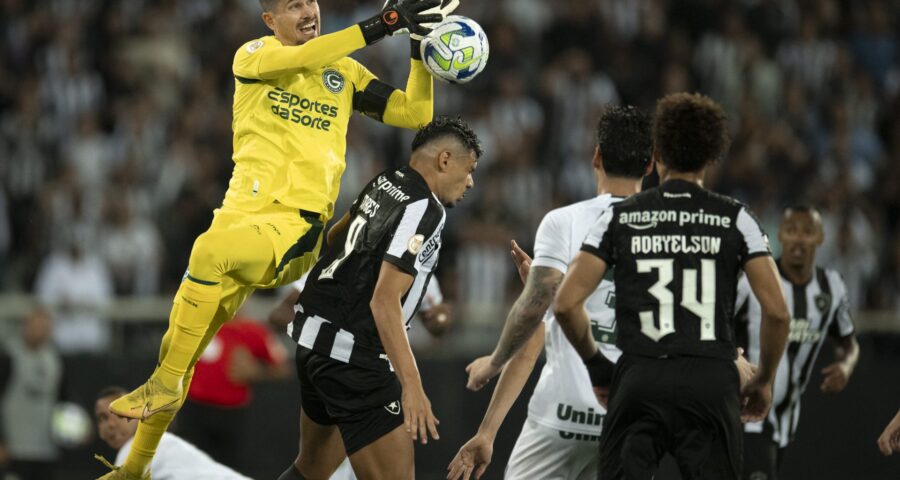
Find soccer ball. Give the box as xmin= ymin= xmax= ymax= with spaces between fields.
xmin=51 ymin=402 xmax=92 ymax=448
xmin=420 ymin=15 xmax=489 ymax=84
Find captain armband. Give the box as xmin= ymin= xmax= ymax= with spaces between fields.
xmin=352 ymin=80 xmax=397 ymax=122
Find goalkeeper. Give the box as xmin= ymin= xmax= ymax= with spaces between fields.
xmin=99 ymin=0 xmax=458 ymax=479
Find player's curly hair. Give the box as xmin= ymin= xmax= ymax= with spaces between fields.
xmin=412 ymin=115 xmax=483 ymax=159
xmin=596 ymin=105 xmax=652 ymax=179
xmin=653 ymin=93 xmax=730 ymax=173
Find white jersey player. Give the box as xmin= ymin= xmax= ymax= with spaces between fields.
xmin=449 ymin=106 xmax=654 ymax=480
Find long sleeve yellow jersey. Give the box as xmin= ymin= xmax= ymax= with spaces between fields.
xmin=226 ymin=25 xmax=433 ymax=218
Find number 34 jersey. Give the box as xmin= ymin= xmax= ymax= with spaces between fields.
xmin=297 ymin=166 xmax=445 ymax=359
xmin=581 ymin=179 xmax=771 ymax=360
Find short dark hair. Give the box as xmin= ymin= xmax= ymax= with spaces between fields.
xmin=259 ymin=0 xmax=278 ymax=12
xmin=96 ymin=386 xmax=128 ymax=401
xmin=783 ymin=204 xmax=821 ymax=218
xmin=412 ymin=115 xmax=483 ymax=159
xmin=596 ymin=105 xmax=652 ymax=178
xmin=652 ymin=93 xmax=730 ymax=173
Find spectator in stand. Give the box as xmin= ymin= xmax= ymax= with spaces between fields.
xmin=34 ymin=230 xmax=113 ymax=354
xmin=0 ymin=308 xmax=64 ymax=480
xmin=178 ymin=316 xmax=290 ymax=472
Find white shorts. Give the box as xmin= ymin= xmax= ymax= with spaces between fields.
xmin=330 ymin=458 xmax=355 ymax=480
xmin=505 ymin=419 xmax=599 ymax=480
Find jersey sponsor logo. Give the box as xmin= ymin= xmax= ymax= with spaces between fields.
xmin=663 ymin=191 xmax=692 ymax=199
xmin=630 ymin=235 xmax=722 ymax=255
xmin=267 ymin=87 xmax=338 ymax=131
xmin=246 ymin=39 xmax=264 ymax=53
xmin=814 ymin=293 xmax=831 ymax=314
xmin=619 ymin=209 xmax=732 ymax=230
xmin=384 ymin=400 xmax=401 ymax=415
xmin=558 ymin=431 xmax=601 ymax=442
xmin=374 ymin=176 xmax=411 ymax=202
xmin=787 ymin=318 xmax=822 ymax=344
xmin=556 ymin=403 xmax=604 ymax=426
xmin=407 ymin=234 xmax=425 ymax=254
xmin=418 ymin=235 xmax=441 ymax=263
xmin=322 ymin=69 xmax=345 ymax=94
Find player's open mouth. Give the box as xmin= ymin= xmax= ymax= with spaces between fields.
xmin=299 ymin=21 xmax=316 ymax=35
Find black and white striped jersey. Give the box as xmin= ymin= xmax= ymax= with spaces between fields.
xmin=735 ymin=264 xmax=855 ymax=447
xmin=581 ymin=179 xmax=771 ymax=360
xmin=292 ymin=165 xmax=445 ymax=371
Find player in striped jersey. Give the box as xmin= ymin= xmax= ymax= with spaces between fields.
xmin=735 ymin=205 xmax=859 ymax=480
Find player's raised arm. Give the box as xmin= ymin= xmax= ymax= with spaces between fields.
xmin=741 ymin=255 xmax=790 ymax=422
xmin=370 ymin=261 xmax=439 ymax=445
xmin=234 ymin=0 xmax=442 ymax=80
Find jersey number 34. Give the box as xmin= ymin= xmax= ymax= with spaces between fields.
xmin=637 ymin=258 xmax=716 ymax=342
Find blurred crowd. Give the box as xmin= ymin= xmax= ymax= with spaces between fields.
xmin=0 ymin=0 xmax=898 ymax=353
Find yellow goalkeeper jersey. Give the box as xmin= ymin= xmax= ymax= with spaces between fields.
xmin=225 ymin=26 xmax=433 ymax=218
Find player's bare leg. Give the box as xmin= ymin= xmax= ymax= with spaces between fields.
xmin=280 ymin=410 xmax=347 ymax=480
xmin=348 ymin=425 xmax=414 ymax=480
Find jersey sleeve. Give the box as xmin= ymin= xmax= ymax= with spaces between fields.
xmin=733 ymin=274 xmax=752 ymax=351
xmin=383 ymin=199 xmax=443 ymax=276
xmin=531 ymin=210 xmax=569 ymax=274
xmin=581 ymin=207 xmax=616 ymax=266
xmin=736 ymin=207 xmax=772 ymax=264
xmin=419 ymin=277 xmax=443 ymax=312
xmin=381 ymin=60 xmax=434 ymax=129
xmin=827 ymin=271 xmax=856 ymax=339
xmin=232 ymin=27 xmax=366 ymax=80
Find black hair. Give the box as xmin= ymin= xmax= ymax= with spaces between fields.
xmin=596 ymin=105 xmax=652 ymax=178
xmin=259 ymin=0 xmax=278 ymax=12
xmin=653 ymin=93 xmax=730 ymax=173
xmin=411 ymin=115 xmax=483 ymax=159
xmin=96 ymin=386 xmax=128 ymax=400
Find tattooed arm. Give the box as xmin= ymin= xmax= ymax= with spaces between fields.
xmin=466 ymin=266 xmax=563 ymax=391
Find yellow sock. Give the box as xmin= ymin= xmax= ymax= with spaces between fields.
xmin=156 ymin=281 xmax=220 ymax=391
xmin=123 ymin=370 xmax=194 ymax=476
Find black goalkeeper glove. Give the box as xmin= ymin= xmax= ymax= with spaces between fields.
xmin=358 ymin=0 xmax=442 ymax=46
xmin=584 ymin=350 xmax=615 ymax=389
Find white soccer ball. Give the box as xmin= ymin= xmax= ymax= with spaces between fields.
xmin=51 ymin=402 xmax=93 ymax=448
xmin=420 ymin=15 xmax=489 ymax=84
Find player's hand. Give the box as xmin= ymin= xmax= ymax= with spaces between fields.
xmin=227 ymin=346 xmax=262 ymax=385
xmin=465 ymin=356 xmax=502 ymax=391
xmin=734 ymin=348 xmax=757 ymax=390
xmin=402 ymin=383 xmax=440 ymax=444
xmin=420 ymin=303 xmax=453 ymax=337
xmin=509 ymin=240 xmax=532 ymax=285
xmin=740 ymin=376 xmax=773 ymax=423
xmin=387 ymin=0 xmax=459 ymax=38
xmin=877 ymin=408 xmax=900 ymax=456
xmin=819 ymin=361 xmax=851 ymax=393
xmin=380 ymin=0 xmax=443 ymax=37
xmin=446 ymin=433 xmax=492 ymax=480
xmin=592 ymin=386 xmax=610 ymax=408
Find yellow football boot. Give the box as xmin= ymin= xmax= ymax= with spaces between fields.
xmin=108 ymin=376 xmax=182 ymax=420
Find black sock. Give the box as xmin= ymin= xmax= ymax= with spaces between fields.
xmin=276 ymin=464 xmax=305 ymax=480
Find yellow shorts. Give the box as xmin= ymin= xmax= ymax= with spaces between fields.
xmin=207 ymin=202 xmax=325 ymax=290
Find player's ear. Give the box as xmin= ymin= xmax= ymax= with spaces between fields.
xmin=644 ymin=155 xmax=655 ymax=177
xmin=592 ymin=145 xmax=602 ymax=170
xmin=262 ymin=11 xmax=276 ymax=31
xmin=437 ymin=150 xmax=452 ymax=172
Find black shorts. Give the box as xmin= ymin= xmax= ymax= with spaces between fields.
xmin=742 ymin=432 xmax=784 ymax=480
xmin=296 ymin=345 xmax=404 ymax=455
xmin=598 ymin=353 xmax=743 ymax=480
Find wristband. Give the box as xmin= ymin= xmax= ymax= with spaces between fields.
xmin=584 ymin=351 xmax=615 ymax=388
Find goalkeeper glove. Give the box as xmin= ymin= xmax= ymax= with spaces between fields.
xmin=584 ymin=350 xmax=615 ymax=389
xmin=358 ymin=0 xmax=442 ymax=46
xmin=408 ymin=0 xmax=459 ymax=59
